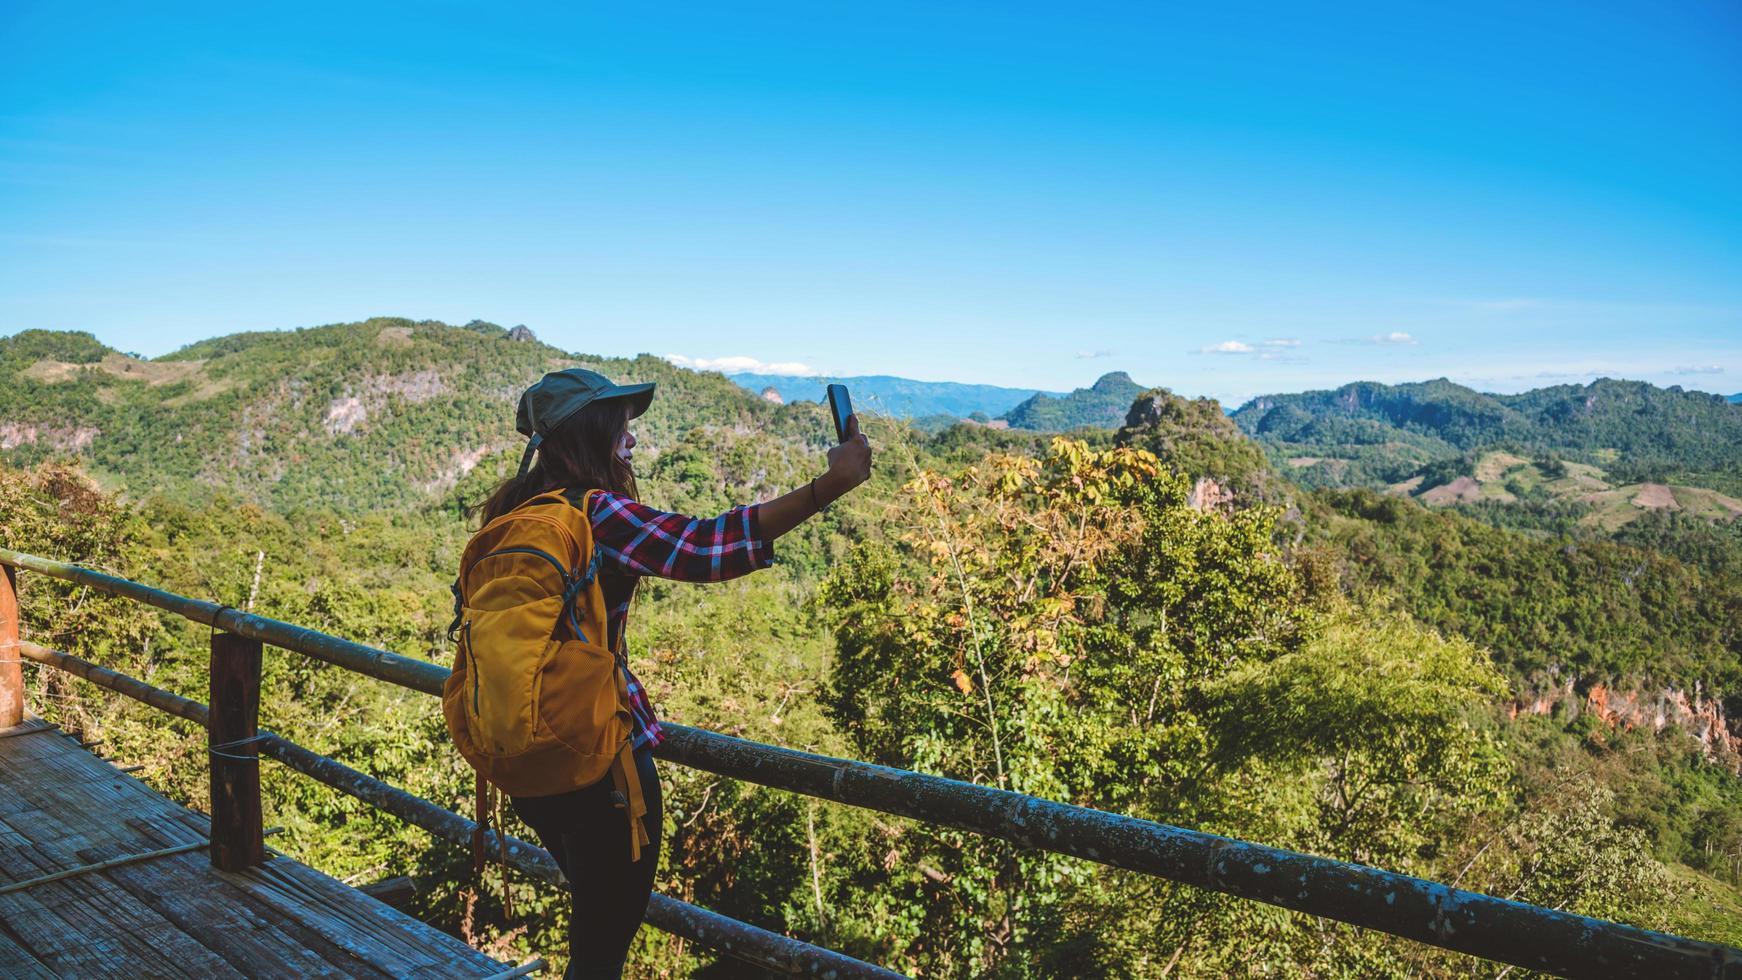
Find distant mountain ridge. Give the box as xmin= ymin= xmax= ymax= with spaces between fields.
xmin=728 ymin=370 xmax=1155 ymax=432
xmin=1000 ymin=371 xmax=1148 ymax=430
xmin=10 ymin=321 xmax=1737 ymax=507
xmin=727 ymin=372 xmax=1057 ymax=420
xmin=1235 ymin=377 xmax=1742 ymax=496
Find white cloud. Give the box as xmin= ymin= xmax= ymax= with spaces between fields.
xmin=1076 ymin=349 xmax=1115 ymax=359
xmin=1669 ymin=364 xmax=1725 ymax=375
xmin=1197 ymin=340 xmax=1256 ymax=355
xmin=1369 ymin=332 xmax=1418 ymax=345
xmin=1195 ymin=339 xmax=1304 ymax=360
xmin=664 ymin=354 xmax=819 ymax=376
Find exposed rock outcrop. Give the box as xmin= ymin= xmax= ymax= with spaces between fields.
xmin=0 ymin=423 xmax=99 ymax=452
xmin=1510 ymin=680 xmax=1740 ymax=772
xmin=1188 ymin=477 xmax=1234 ymax=513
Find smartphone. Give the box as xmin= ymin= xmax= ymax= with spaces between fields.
xmin=826 ymin=384 xmax=854 ymax=443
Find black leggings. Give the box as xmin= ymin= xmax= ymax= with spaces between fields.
xmin=511 ymin=747 xmax=662 ymax=980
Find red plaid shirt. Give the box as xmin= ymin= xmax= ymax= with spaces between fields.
xmin=569 ymin=490 xmax=777 ymax=748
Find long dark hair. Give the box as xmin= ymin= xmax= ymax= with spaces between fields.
xmin=476 ymin=398 xmax=638 ymax=527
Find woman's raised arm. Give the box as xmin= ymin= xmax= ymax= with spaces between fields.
xmin=757 ymin=414 xmax=872 ymax=540
xmin=585 ymin=416 xmax=870 ymax=583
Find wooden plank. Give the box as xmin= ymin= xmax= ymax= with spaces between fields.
xmin=0 ymin=920 xmax=56 ymax=979
xmin=0 ymin=834 xmax=271 ymax=896
xmin=0 ymin=718 xmax=509 ymax=977
xmin=2 ymin=762 xmax=361 ymax=978
xmin=210 ymin=631 xmax=264 ymax=871
xmin=0 ymin=830 xmax=224 ymax=977
xmin=117 ymin=759 xmax=506 ymax=974
xmin=356 ymin=875 xmax=417 ymax=908
xmin=0 ymin=809 xmax=198 ymax=970
xmin=242 ymin=858 xmax=503 ymax=976
xmin=101 ymin=853 xmax=371 ymax=979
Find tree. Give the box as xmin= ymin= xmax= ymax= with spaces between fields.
xmin=822 ymin=438 xmax=1322 ymax=975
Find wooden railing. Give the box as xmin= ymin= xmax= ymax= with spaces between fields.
xmin=1 ymin=547 xmax=1738 ymax=979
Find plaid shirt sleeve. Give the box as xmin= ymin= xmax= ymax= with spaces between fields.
xmin=585 ymin=491 xmax=776 ymax=750
xmin=587 ymin=491 xmax=776 ymax=583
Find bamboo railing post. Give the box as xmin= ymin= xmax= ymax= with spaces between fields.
xmin=209 ymin=630 xmax=264 ymax=870
xmin=0 ymin=564 xmax=20 ymax=728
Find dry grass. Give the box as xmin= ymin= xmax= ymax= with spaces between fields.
xmin=23 ymin=353 xmax=205 ymax=386
xmin=163 ymin=378 xmax=235 ymax=406
xmin=1472 ymin=450 xmax=1529 ymax=482
xmin=1420 ymin=475 xmax=1487 ymax=505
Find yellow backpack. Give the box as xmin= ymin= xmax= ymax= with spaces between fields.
xmin=442 ymin=488 xmax=651 ymax=860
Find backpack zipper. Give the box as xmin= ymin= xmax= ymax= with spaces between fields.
xmin=464 ymin=620 xmax=478 ymax=715
xmin=466 ymin=545 xmax=570 ymax=584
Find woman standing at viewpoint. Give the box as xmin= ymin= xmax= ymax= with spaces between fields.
xmin=473 ymin=368 xmax=871 ymax=978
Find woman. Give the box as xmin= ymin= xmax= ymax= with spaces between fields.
xmin=475 ymin=367 xmax=871 ymax=978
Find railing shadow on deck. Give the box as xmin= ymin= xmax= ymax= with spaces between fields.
xmin=1 ymin=546 xmax=1738 ymax=980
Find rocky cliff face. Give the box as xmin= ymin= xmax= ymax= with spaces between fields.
xmin=0 ymin=422 xmax=98 ymax=452
xmin=1511 ymin=680 xmax=1741 ymax=771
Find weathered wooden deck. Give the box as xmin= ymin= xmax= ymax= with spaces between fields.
xmin=0 ymin=717 xmax=513 ymax=978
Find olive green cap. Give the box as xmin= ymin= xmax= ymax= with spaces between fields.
xmin=514 ymin=368 xmax=655 ymax=477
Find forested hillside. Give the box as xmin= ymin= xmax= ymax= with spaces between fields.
xmin=3 ymin=319 xmax=1739 ymax=977
xmin=1234 ymin=377 xmax=1742 ymax=495
xmin=1000 ymin=371 xmax=1147 ymax=430
xmin=0 ymin=320 xmax=833 ymax=512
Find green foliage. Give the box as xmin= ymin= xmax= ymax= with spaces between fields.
xmin=1000 ymin=371 xmax=1146 ymax=430
xmin=1202 ymin=611 xmax=1508 ymax=866
xmin=1235 ymin=376 xmax=1742 ymax=496
xmin=4 ymin=322 xmax=1739 ymax=976
xmin=815 ymin=441 xmax=1622 ymax=976
xmin=1312 ymin=488 xmax=1742 ymax=697
xmin=0 ymin=328 xmax=112 ymax=365
xmin=1114 ymin=386 xmax=1279 ymax=501
xmin=1613 ymin=509 xmax=1742 ymax=580
xmin=0 ymin=318 xmax=835 ymax=514
xmin=0 ymin=464 xmax=159 ymax=662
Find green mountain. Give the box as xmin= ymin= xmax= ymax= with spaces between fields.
xmin=0 ymin=319 xmax=832 ymax=512
xmin=1234 ymin=377 xmax=1742 ymax=495
xmin=1114 ymin=387 xmax=1278 ymax=501
xmin=1001 ymin=371 xmax=1147 ymax=430
xmin=1391 ymin=450 xmax=1742 ymax=532
xmin=728 ymin=372 xmax=1057 ymax=419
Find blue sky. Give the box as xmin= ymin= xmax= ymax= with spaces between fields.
xmin=2 ymin=1 xmax=1738 ymax=405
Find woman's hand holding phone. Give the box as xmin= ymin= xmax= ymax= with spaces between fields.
xmin=757 ymin=414 xmax=873 ymax=540
xmin=823 ymin=413 xmax=872 ymax=498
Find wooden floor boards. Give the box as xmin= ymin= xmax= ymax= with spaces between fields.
xmin=0 ymin=718 xmax=511 ymax=978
